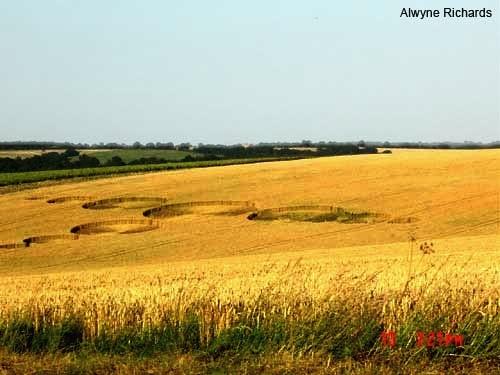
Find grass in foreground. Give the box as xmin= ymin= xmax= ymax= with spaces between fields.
xmin=0 ymin=350 xmax=498 ymax=374
xmin=0 ymin=250 xmax=498 ymax=373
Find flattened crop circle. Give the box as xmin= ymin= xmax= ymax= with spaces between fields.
xmin=0 ymin=243 xmax=27 ymax=250
xmin=388 ymin=216 xmax=419 ymax=224
xmin=70 ymin=219 xmax=160 ymax=235
xmin=247 ymin=205 xmax=386 ymax=223
xmin=82 ymin=197 xmax=168 ymax=210
xmin=22 ymin=234 xmax=79 ymax=247
xmin=47 ymin=196 xmax=96 ymax=204
xmin=143 ymin=200 xmax=256 ymax=218
xmin=25 ymin=196 xmax=50 ymax=201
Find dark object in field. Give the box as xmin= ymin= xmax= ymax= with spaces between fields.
xmin=247 ymin=212 xmax=258 ymax=220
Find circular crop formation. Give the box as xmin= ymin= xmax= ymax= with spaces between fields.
xmin=1 ymin=196 xmax=418 ymax=251
xmin=0 ymin=243 xmax=27 ymax=250
xmin=47 ymin=196 xmax=96 ymax=204
xmin=23 ymin=234 xmax=79 ymax=247
xmin=25 ymin=195 xmax=50 ymax=201
xmin=0 ymin=235 xmax=80 ymax=249
xmin=388 ymin=216 xmax=419 ymax=224
xmin=70 ymin=219 xmax=160 ymax=235
xmin=82 ymin=197 xmax=168 ymax=210
xmin=143 ymin=201 xmax=256 ymax=218
xmin=247 ymin=205 xmax=387 ymax=223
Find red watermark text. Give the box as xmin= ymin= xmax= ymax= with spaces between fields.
xmin=380 ymin=330 xmax=464 ymax=349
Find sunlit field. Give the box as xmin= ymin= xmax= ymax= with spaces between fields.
xmin=0 ymin=149 xmax=498 ymax=373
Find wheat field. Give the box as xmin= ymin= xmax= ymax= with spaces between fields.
xmin=0 ymin=149 xmax=498 ymax=371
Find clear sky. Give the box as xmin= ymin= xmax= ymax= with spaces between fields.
xmin=1 ymin=1 xmax=499 ymax=144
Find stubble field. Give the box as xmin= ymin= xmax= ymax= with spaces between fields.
xmin=0 ymin=149 xmax=498 ymax=373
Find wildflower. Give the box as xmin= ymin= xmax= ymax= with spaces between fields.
xmin=419 ymin=241 xmax=435 ymax=255
xmin=380 ymin=330 xmax=396 ymax=348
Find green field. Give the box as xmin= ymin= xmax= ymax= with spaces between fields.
xmin=0 ymin=157 xmax=299 ymax=187
xmin=0 ymin=149 xmax=197 ymax=162
xmin=79 ymin=149 xmax=198 ymax=163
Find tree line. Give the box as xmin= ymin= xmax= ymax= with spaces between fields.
xmin=0 ymin=149 xmax=100 ymax=173
xmin=1 ymin=140 xmax=499 ymax=151
xmin=0 ymin=144 xmax=378 ymax=173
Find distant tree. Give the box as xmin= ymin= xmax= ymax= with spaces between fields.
xmin=301 ymin=140 xmax=312 ymax=147
xmin=154 ymin=142 xmax=175 ymax=150
xmin=437 ymin=143 xmax=451 ymax=149
xmin=132 ymin=141 xmax=143 ymax=149
xmin=105 ymin=156 xmax=125 ymax=166
xmin=104 ymin=143 xmax=122 ymax=149
xmin=177 ymin=143 xmax=191 ymax=151
xmin=63 ymin=147 xmax=79 ymax=158
xmin=76 ymin=155 xmax=100 ymax=168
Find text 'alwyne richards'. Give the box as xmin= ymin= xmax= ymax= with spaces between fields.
xmin=400 ymin=8 xmax=493 ymax=19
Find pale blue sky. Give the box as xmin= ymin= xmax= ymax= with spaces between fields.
xmin=1 ymin=1 xmax=499 ymax=144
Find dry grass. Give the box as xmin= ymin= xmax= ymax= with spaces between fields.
xmin=0 ymin=149 xmax=498 ymax=370
xmin=0 ymin=235 xmax=495 ymax=309
xmin=0 ymin=233 xmax=498 ymax=335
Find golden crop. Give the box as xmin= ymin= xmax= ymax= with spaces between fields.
xmin=0 ymin=149 xmax=498 ymax=353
